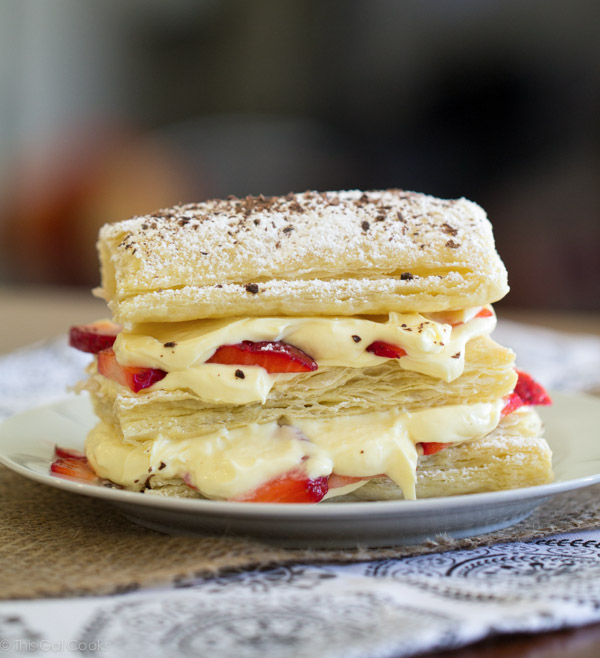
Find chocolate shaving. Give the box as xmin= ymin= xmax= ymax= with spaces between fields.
xmin=400 ymin=272 xmax=414 ymax=281
xmin=245 ymin=283 xmax=259 ymax=294
xmin=163 ymin=341 xmax=177 ymax=348
xmin=442 ymin=223 xmax=458 ymax=236
xmin=352 ymin=335 xmax=362 ymax=343
xmin=445 ymin=240 xmax=460 ymax=249
xmin=235 ymin=369 xmax=245 ymax=379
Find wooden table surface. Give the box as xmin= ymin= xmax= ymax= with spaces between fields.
xmin=3 ymin=284 xmax=600 ymax=657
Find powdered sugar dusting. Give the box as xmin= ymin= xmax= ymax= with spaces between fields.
xmin=98 ymin=189 xmax=508 ymax=321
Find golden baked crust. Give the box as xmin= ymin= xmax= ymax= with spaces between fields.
xmin=96 ymin=190 xmax=509 ymax=323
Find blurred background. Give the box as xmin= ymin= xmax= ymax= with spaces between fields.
xmin=1 ymin=0 xmax=599 ymax=310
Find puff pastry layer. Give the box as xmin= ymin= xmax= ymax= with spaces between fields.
xmin=85 ymin=336 xmax=516 ymax=444
xmin=340 ymin=408 xmax=553 ymax=500
xmin=86 ymin=407 xmax=552 ymax=500
xmin=96 ymin=190 xmax=509 ymax=323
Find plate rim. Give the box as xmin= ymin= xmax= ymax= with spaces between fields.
xmin=0 ymin=392 xmax=599 ymax=520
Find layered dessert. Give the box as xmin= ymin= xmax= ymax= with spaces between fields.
xmin=63 ymin=190 xmax=553 ymax=502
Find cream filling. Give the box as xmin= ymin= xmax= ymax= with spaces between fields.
xmin=111 ymin=308 xmax=495 ymax=403
xmin=86 ymin=400 xmax=503 ymax=501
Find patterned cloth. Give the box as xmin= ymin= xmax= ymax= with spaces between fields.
xmin=2 ymin=531 xmax=600 ymax=657
xmin=2 ymin=321 xmax=600 ymax=657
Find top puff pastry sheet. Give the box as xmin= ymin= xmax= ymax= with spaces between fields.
xmin=97 ymin=189 xmax=509 ymax=323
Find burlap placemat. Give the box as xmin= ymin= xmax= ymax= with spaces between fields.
xmin=2 ymin=464 xmax=599 ymax=600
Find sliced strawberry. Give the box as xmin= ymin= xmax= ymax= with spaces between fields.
xmin=327 ymin=473 xmax=385 ymax=489
xmin=501 ymin=391 xmax=525 ymax=417
xmin=328 ymin=474 xmax=366 ymax=489
xmin=420 ymin=442 xmax=451 ymax=456
xmin=514 ymin=370 xmax=552 ymax=406
xmin=366 ymin=341 xmax=407 ymax=359
xmin=448 ymin=307 xmax=494 ymax=327
xmin=501 ymin=371 xmax=551 ymax=417
xmin=234 ymin=469 xmax=328 ymax=503
xmin=54 ymin=445 xmax=86 ymax=460
xmin=474 ymin=308 xmax=494 ymax=320
xmin=50 ymin=456 xmax=97 ymax=483
xmin=69 ymin=320 xmax=122 ymax=354
xmin=206 ymin=341 xmax=318 ymax=373
xmin=182 ymin=473 xmax=199 ymax=490
xmin=97 ymin=348 xmax=167 ymax=393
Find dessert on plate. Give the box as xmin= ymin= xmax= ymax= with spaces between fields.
xmin=62 ymin=189 xmax=553 ymax=502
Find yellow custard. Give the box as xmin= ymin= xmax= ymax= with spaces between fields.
xmin=86 ymin=400 xmax=503 ymax=501
xmin=110 ymin=308 xmax=495 ymax=403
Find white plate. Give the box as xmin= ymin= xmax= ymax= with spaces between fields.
xmin=0 ymin=393 xmax=599 ymax=548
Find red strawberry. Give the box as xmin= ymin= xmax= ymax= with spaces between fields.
xmin=327 ymin=474 xmax=365 ymax=489
xmin=69 ymin=320 xmax=122 ymax=353
xmin=327 ymin=473 xmax=385 ymax=489
xmin=97 ymin=348 xmax=167 ymax=393
xmin=501 ymin=371 xmax=551 ymax=417
xmin=366 ymin=341 xmax=407 ymax=359
xmin=206 ymin=341 xmax=318 ymax=374
xmin=420 ymin=442 xmax=450 ymax=456
xmin=514 ymin=370 xmax=552 ymax=406
xmin=54 ymin=446 xmax=86 ymax=460
xmin=501 ymin=391 xmax=525 ymax=417
xmin=234 ymin=469 xmax=328 ymax=503
xmin=50 ymin=456 xmax=98 ymax=483
xmin=448 ymin=307 xmax=494 ymax=327
xmin=475 ymin=308 xmax=494 ymax=320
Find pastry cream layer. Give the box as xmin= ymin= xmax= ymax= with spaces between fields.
xmin=111 ymin=307 xmax=495 ymax=404
xmin=86 ymin=400 xmax=503 ymax=501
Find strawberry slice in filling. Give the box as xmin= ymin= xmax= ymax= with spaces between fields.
xmin=327 ymin=473 xmax=388 ymax=490
xmin=420 ymin=442 xmax=451 ymax=456
xmin=206 ymin=340 xmax=318 ymax=373
xmin=97 ymin=348 xmax=167 ymax=393
xmin=450 ymin=307 xmax=494 ymax=327
xmin=514 ymin=369 xmax=552 ymax=406
xmin=327 ymin=474 xmax=366 ymax=489
xmin=366 ymin=341 xmax=407 ymax=359
xmin=69 ymin=320 xmax=122 ymax=354
xmin=422 ymin=371 xmax=551 ymax=454
xmin=501 ymin=370 xmax=552 ymax=416
xmin=501 ymin=391 xmax=525 ymax=417
xmin=233 ymin=468 xmax=328 ymax=503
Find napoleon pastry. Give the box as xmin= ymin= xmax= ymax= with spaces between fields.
xmin=65 ymin=189 xmax=553 ymax=503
